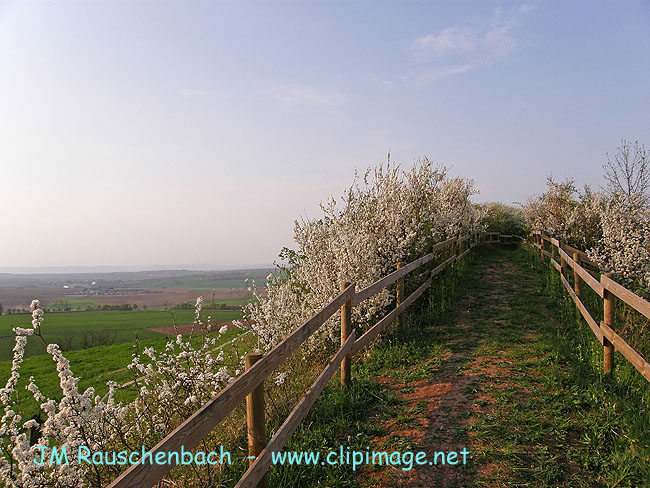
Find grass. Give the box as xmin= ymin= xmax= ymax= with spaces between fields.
xmin=128 ymin=269 xmax=272 ymax=290
xmin=35 ymin=294 xmax=251 ymax=311
xmin=0 ymin=309 xmax=243 ymax=360
xmin=48 ymin=296 xmax=106 ymax=308
xmin=419 ymin=245 xmax=649 ymax=487
xmin=236 ymin=244 xmax=650 ymax=487
xmin=209 ymin=362 xmax=403 ymax=488
xmin=0 ymin=328 xmax=253 ymax=421
xmin=202 ymin=254 xmax=467 ymax=488
xmin=7 ymin=244 xmax=650 ymax=487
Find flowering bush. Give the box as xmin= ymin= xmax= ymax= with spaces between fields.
xmin=0 ymin=298 xmax=238 ymax=487
xmin=524 ymin=176 xmax=650 ymax=291
xmin=1 ymin=158 xmax=484 ymax=486
xmin=522 ymin=177 xmax=604 ymax=250
xmin=480 ymin=202 xmax=527 ymax=236
xmin=243 ymin=159 xmax=484 ymax=356
xmin=588 ymin=195 xmax=650 ymax=292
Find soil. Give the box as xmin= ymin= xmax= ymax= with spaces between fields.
xmin=358 ymin=260 xmax=533 ymax=487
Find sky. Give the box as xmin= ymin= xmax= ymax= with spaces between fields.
xmin=1 ymin=0 xmax=649 ymax=269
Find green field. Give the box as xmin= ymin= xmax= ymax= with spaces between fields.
xmin=0 ymin=328 xmax=253 ymax=420
xmin=48 ymin=296 xmax=102 ymax=308
xmin=42 ymin=295 xmax=251 ymax=311
xmin=201 ymin=296 xmax=251 ymax=306
xmin=0 ymin=309 xmax=243 ymax=360
xmin=130 ymin=269 xmax=272 ymax=290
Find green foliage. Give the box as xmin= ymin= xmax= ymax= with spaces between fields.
xmin=518 ymin=246 xmax=650 ymax=486
xmin=479 ymin=201 xmax=527 ymax=236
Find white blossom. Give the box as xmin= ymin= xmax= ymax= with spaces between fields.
xmin=242 ymin=160 xmax=483 ymax=356
xmin=274 ymin=372 xmax=287 ymax=386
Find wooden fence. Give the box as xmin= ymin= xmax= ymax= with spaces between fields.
xmin=483 ymin=232 xmax=525 ymax=244
xmin=107 ymin=231 xmax=485 ymax=488
xmin=530 ymin=231 xmax=650 ymax=383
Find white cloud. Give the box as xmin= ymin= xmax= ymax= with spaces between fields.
xmin=409 ymin=4 xmax=534 ymax=82
xmin=412 ymin=27 xmax=477 ymax=61
xmin=483 ymin=25 xmax=518 ymax=57
xmin=417 ymin=64 xmax=477 ymax=83
xmin=517 ymin=3 xmax=536 ymax=15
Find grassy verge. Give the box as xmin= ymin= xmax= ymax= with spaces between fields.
xmin=533 ymin=246 xmax=650 ymax=487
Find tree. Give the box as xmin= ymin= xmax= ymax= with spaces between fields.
xmin=522 ymin=177 xmax=579 ymax=238
xmin=0 ymin=303 xmax=3 ymax=316
xmin=480 ymin=202 xmax=526 ymax=236
xmin=522 ymin=177 xmax=603 ymax=249
xmin=603 ymin=139 xmax=649 ymax=207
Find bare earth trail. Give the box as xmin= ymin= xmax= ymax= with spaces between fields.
xmin=357 ymin=247 xmax=620 ymax=488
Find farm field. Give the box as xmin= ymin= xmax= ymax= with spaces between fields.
xmin=126 ymin=269 xmax=272 ymax=290
xmin=0 ymin=268 xmax=271 ymax=310
xmin=0 ymin=327 xmax=254 ymax=421
xmin=0 ymin=309 xmax=243 ymax=361
xmin=59 ymin=294 xmax=252 ymax=309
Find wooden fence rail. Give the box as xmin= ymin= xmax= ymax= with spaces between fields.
xmin=108 ymin=231 xmax=489 ymax=488
xmin=529 ymin=232 xmax=650 ymax=384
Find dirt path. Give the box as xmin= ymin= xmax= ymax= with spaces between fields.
xmin=357 ymin=247 xmax=620 ymax=487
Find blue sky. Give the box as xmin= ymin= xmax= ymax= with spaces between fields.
xmin=1 ymin=1 xmax=649 ymax=268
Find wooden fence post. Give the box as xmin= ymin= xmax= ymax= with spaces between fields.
xmin=560 ymin=244 xmax=568 ymax=281
xmin=573 ymin=252 xmax=581 ymax=316
xmin=551 ymin=240 xmax=557 ymax=265
xmin=245 ymin=353 xmax=268 ymax=488
xmin=340 ymin=281 xmax=352 ymax=387
xmin=396 ymin=262 xmax=405 ymax=327
xmin=603 ymin=273 xmax=615 ymax=374
xmin=539 ymin=235 xmax=544 ymax=262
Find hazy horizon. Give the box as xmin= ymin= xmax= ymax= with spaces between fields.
xmin=2 ymin=1 xmax=649 ymax=267
xmin=0 ymin=263 xmax=274 ymax=275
